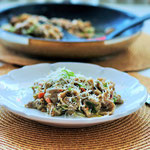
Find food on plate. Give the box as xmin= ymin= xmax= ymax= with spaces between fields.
xmin=25 ymin=68 xmax=123 ymax=118
xmin=1 ymin=13 xmax=95 ymax=39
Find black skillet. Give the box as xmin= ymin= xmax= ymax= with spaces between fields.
xmin=0 ymin=3 xmax=144 ymax=58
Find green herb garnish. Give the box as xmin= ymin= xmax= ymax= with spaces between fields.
xmin=62 ymin=69 xmax=76 ymax=79
xmin=78 ymin=83 xmax=82 ymax=88
xmin=97 ymin=81 xmax=101 ymax=84
xmin=103 ymin=83 xmax=107 ymax=87
xmin=113 ymin=97 xmax=118 ymax=103
xmin=68 ymin=87 xmax=72 ymax=91
xmin=26 ymin=25 xmax=37 ymax=34
xmin=78 ymin=83 xmax=86 ymax=88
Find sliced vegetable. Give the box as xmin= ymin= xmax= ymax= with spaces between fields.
xmin=45 ymin=98 xmax=51 ymax=103
xmin=38 ymin=92 xmax=45 ymax=98
xmin=59 ymin=89 xmax=63 ymax=92
xmin=80 ymin=87 xmax=86 ymax=92
xmin=85 ymin=107 xmax=89 ymax=110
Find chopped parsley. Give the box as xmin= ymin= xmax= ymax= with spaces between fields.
xmin=26 ymin=25 xmax=37 ymax=34
xmin=62 ymin=69 xmax=76 ymax=79
xmin=103 ymin=83 xmax=107 ymax=87
xmin=68 ymin=87 xmax=72 ymax=91
xmin=113 ymin=96 xmax=117 ymax=103
xmin=78 ymin=83 xmax=86 ymax=88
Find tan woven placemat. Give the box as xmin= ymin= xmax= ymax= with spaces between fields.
xmin=0 ymin=33 xmax=150 ymax=71
xmin=0 ymin=105 xmax=149 ymax=150
xmin=0 ymin=65 xmax=150 ymax=149
xmin=94 ymin=33 xmax=150 ymax=71
xmin=0 ymin=64 xmax=17 ymax=75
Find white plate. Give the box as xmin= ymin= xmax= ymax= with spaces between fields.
xmin=0 ymin=63 xmax=148 ymax=128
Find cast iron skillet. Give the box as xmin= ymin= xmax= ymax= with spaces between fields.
xmin=0 ymin=3 xmax=143 ymax=58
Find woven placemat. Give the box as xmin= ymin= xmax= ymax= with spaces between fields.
xmin=0 ymin=65 xmax=150 ymax=149
xmin=0 ymin=64 xmax=17 ymax=76
xmin=0 ymin=33 xmax=150 ymax=71
xmin=0 ymin=105 xmax=149 ymax=150
xmin=95 ymin=33 xmax=150 ymax=71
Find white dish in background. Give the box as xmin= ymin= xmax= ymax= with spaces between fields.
xmin=0 ymin=63 xmax=148 ymax=128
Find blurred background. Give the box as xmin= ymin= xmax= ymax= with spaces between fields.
xmin=0 ymin=0 xmax=150 ymax=4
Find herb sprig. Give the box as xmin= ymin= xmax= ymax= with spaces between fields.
xmin=78 ymin=83 xmax=86 ymax=88
xmin=62 ymin=69 xmax=76 ymax=79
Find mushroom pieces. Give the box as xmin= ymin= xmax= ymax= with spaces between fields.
xmin=100 ymin=100 xmax=115 ymax=115
xmin=58 ymin=90 xmax=80 ymax=115
xmin=51 ymin=106 xmax=64 ymax=116
xmin=25 ymin=98 xmax=46 ymax=112
xmin=82 ymin=98 xmax=101 ymax=118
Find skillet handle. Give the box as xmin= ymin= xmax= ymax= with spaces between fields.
xmin=106 ymin=13 xmax=150 ymax=40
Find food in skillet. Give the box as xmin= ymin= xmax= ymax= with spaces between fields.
xmin=1 ymin=13 xmax=95 ymax=39
xmin=50 ymin=18 xmax=95 ymax=38
xmin=25 ymin=68 xmax=123 ymax=118
xmin=1 ymin=14 xmax=63 ymax=40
